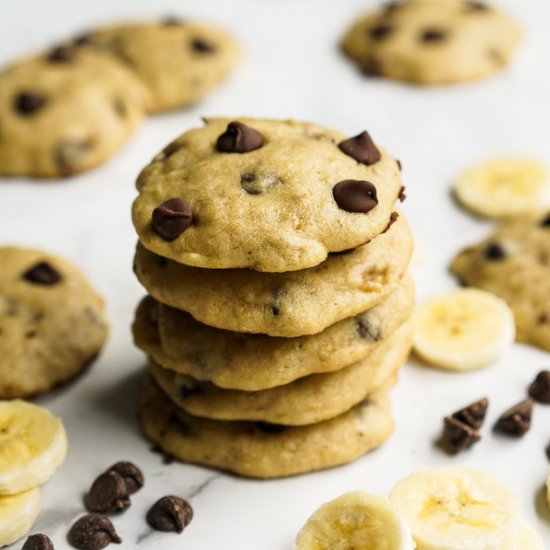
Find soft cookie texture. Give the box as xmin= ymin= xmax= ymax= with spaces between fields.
xmin=75 ymin=20 xmax=239 ymax=112
xmin=133 ymin=213 xmax=413 ymax=337
xmin=0 ymin=48 xmax=148 ymax=177
xmin=132 ymin=118 xmax=404 ymax=272
xmin=139 ymin=377 xmax=393 ymax=479
xmin=451 ymin=213 xmax=550 ymax=351
xmin=0 ymin=247 xmax=108 ymax=398
xmin=132 ymin=276 xmax=414 ymax=390
xmin=342 ymin=0 xmax=521 ymax=85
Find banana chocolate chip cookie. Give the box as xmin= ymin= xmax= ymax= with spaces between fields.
xmin=132 ymin=117 xmax=404 ymax=272
xmin=342 ymin=0 xmax=521 ymax=85
xmin=0 ymin=247 xmax=108 ymax=398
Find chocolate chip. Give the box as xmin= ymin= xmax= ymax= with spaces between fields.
xmin=382 ymin=212 xmax=399 ymax=234
xmin=465 ymin=1 xmax=489 ymax=11
xmin=368 ymin=24 xmax=393 ymax=40
xmin=540 ymin=213 xmax=550 ymax=227
xmin=85 ymin=471 xmax=130 ymax=514
xmin=240 ymin=172 xmax=281 ymax=194
xmin=546 ymin=440 xmax=550 ymax=461
xmin=356 ymin=318 xmax=382 ymax=341
xmin=191 ymin=38 xmax=215 ymax=53
xmin=152 ymin=198 xmax=193 ymax=241
xmin=255 ymin=422 xmax=286 ymax=434
xmin=55 ymin=139 xmax=91 ymax=175
xmin=338 ymin=131 xmax=381 ymax=166
xmin=74 ymin=34 xmax=95 ymax=46
xmin=452 ymin=398 xmax=489 ymax=430
xmin=361 ymin=56 xmax=384 ymax=76
xmin=216 ymin=122 xmax=264 ymax=154
xmin=22 ymin=534 xmax=54 ymax=550
xmin=383 ymin=1 xmax=402 ymax=10
xmin=528 ymin=371 xmax=550 ymax=404
xmin=396 ymin=159 xmax=402 ymax=171
xmin=333 ymin=180 xmax=378 ymax=213
xmin=48 ymin=46 xmax=73 ymax=63
xmin=23 ymin=262 xmax=61 ymax=285
xmin=179 ymin=379 xmax=202 ymax=398
xmin=494 ymin=399 xmax=533 ymax=436
xmin=483 ymin=242 xmax=506 ymax=261
xmin=538 ymin=313 xmax=549 ymax=325
xmin=15 ymin=92 xmax=47 ymax=115
xmin=270 ymin=305 xmax=280 ymax=316
xmin=68 ymin=514 xmax=121 ymax=550
xmin=398 ymin=185 xmax=406 ymax=202
xmin=163 ymin=16 xmax=184 ymax=25
xmin=442 ymin=416 xmax=481 ymax=454
xmin=146 ymin=496 xmax=193 ymax=533
xmin=105 ymin=461 xmax=143 ymax=495
xmin=420 ymin=29 xmax=447 ymax=43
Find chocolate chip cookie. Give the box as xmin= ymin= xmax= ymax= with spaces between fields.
xmin=132 ymin=118 xmax=404 ymax=272
xmin=0 ymin=48 xmax=148 ymax=177
xmin=342 ymin=0 xmax=521 ymax=85
xmin=0 ymin=247 xmax=108 ymax=398
xmin=451 ymin=213 xmax=550 ymax=351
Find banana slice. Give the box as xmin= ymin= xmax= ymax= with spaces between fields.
xmin=0 ymin=400 xmax=68 ymax=495
xmin=454 ymin=157 xmax=549 ymax=218
xmin=413 ymin=288 xmax=515 ymax=371
xmin=295 ymin=491 xmax=415 ymax=550
xmin=517 ymin=521 xmax=544 ymax=549
xmin=0 ymin=488 xmax=41 ymax=547
xmin=389 ymin=467 xmax=520 ymax=550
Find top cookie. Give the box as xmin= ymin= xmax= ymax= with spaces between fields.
xmin=342 ymin=0 xmax=521 ymax=85
xmin=75 ymin=20 xmax=239 ymax=112
xmin=132 ymin=118 xmax=404 ymax=272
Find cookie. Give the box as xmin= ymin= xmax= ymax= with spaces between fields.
xmin=74 ymin=20 xmax=239 ymax=113
xmin=342 ymin=0 xmax=521 ymax=85
xmin=0 ymin=48 xmax=148 ymax=177
xmin=134 ymin=212 xmax=413 ymax=337
xmin=0 ymin=247 xmax=108 ymax=398
xmin=132 ymin=276 xmax=414 ymax=391
xmin=139 ymin=377 xmax=393 ymax=478
xmin=147 ymin=321 xmax=411 ymax=425
xmin=132 ymin=117 xmax=404 ymax=272
xmin=451 ymin=213 xmax=550 ymax=351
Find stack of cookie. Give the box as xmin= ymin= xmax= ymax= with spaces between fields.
xmin=131 ymin=118 xmax=414 ymax=478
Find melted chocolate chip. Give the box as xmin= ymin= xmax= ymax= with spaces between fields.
xmin=452 ymin=398 xmax=489 ymax=430
xmin=146 ymin=496 xmax=193 ymax=533
xmin=528 ymin=371 xmax=550 ymax=404
xmin=240 ymin=172 xmax=280 ymax=194
xmin=270 ymin=305 xmax=280 ymax=316
xmin=255 ymin=422 xmax=286 ymax=434
xmin=68 ymin=514 xmax=121 ymax=550
xmin=105 ymin=461 xmax=143 ymax=495
xmin=74 ymin=34 xmax=95 ymax=46
xmin=368 ymin=24 xmax=393 ymax=40
xmin=538 ymin=313 xmax=549 ymax=325
xmin=22 ymin=534 xmax=54 ymax=550
xmin=338 ymin=131 xmax=381 ymax=165
xmin=483 ymin=243 xmax=506 ymax=261
xmin=55 ymin=139 xmax=91 ymax=175
xmin=540 ymin=213 xmax=550 ymax=227
xmin=361 ymin=56 xmax=384 ymax=76
xmin=23 ymin=262 xmax=61 ymax=285
xmin=15 ymin=92 xmax=47 ymax=115
xmin=152 ymin=198 xmax=193 ymax=241
xmin=396 ymin=159 xmax=402 ymax=171
xmin=85 ymin=471 xmax=130 ymax=514
xmin=48 ymin=46 xmax=73 ymax=63
xmin=356 ymin=318 xmax=382 ymax=341
xmin=398 ymin=185 xmax=406 ymax=202
xmin=494 ymin=399 xmax=533 ymax=436
xmin=443 ymin=416 xmax=481 ymax=454
xmin=382 ymin=212 xmax=399 ymax=233
xmin=420 ymin=29 xmax=447 ymax=43
xmin=333 ymin=180 xmax=378 ymax=213
xmin=191 ymin=38 xmax=215 ymax=53
xmin=216 ymin=122 xmax=264 ymax=154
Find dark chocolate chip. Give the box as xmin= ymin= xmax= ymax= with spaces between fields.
xmin=396 ymin=159 xmax=402 ymax=171
xmin=483 ymin=243 xmax=506 ymax=261
xmin=368 ymin=24 xmax=393 ymax=40
xmin=361 ymin=56 xmax=384 ymax=76
xmin=442 ymin=416 xmax=481 ymax=454
xmin=452 ymin=398 xmax=489 ymax=430
xmin=179 ymin=379 xmax=202 ymax=398
xmin=146 ymin=496 xmax=193 ymax=533
xmin=22 ymin=534 xmax=54 ymax=550
xmin=546 ymin=440 xmax=550 ymax=461
xmin=382 ymin=212 xmax=399 ymax=234
xmin=55 ymin=139 xmax=91 ymax=175
xmin=48 ymin=46 xmax=73 ymax=63
xmin=255 ymin=422 xmax=286 ymax=434
xmin=383 ymin=1 xmax=402 ymax=11
xmin=85 ymin=471 xmax=130 ymax=514
xmin=333 ymin=180 xmax=378 ymax=213
xmin=270 ymin=305 xmax=280 ymax=316
xmin=74 ymin=34 xmax=95 ymax=46
xmin=420 ymin=29 xmax=447 ymax=43
xmin=152 ymin=198 xmax=193 ymax=241
xmin=398 ymin=185 xmax=406 ymax=202
xmin=494 ymin=399 xmax=533 ymax=436
xmin=338 ymin=131 xmax=381 ymax=166
xmin=540 ymin=213 xmax=550 ymax=227
xmin=163 ymin=16 xmax=184 ymax=25
xmin=23 ymin=262 xmax=61 ymax=285
xmin=216 ymin=122 xmax=264 ymax=154
xmin=528 ymin=371 xmax=550 ymax=404
xmin=105 ymin=461 xmax=143 ymax=495
xmin=356 ymin=318 xmax=382 ymax=341
xmin=538 ymin=313 xmax=549 ymax=325
xmin=68 ymin=514 xmax=121 ymax=550
xmin=15 ymin=92 xmax=47 ymax=115
xmin=191 ymin=38 xmax=216 ymax=53
xmin=465 ymin=1 xmax=489 ymax=11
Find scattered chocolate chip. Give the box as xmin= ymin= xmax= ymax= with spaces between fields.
xmin=191 ymin=38 xmax=215 ymax=53
xmin=22 ymin=534 xmax=54 ymax=550
xmin=356 ymin=318 xmax=382 ymax=341
xmin=442 ymin=416 xmax=481 ymax=454
xmin=105 ymin=461 xmax=143 ymax=495
xmin=420 ymin=29 xmax=447 ymax=43
xmin=361 ymin=56 xmax=384 ymax=76
xmin=528 ymin=371 xmax=550 ymax=404
xmin=333 ymin=180 xmax=378 ymax=213
xmin=538 ymin=313 xmax=549 ymax=325
xmin=465 ymin=1 xmax=489 ymax=11
xmin=368 ymin=24 xmax=393 ymax=40
xmin=494 ymin=399 xmax=533 ymax=436
xmin=152 ymin=198 xmax=193 ymax=241
xmin=382 ymin=212 xmax=399 ymax=233
xmin=270 ymin=305 xmax=280 ymax=316
xmin=48 ymin=46 xmax=73 ymax=63
xmin=540 ymin=213 xmax=550 ymax=227
xmin=383 ymin=1 xmax=402 ymax=11
xmin=452 ymin=398 xmax=489 ymax=429
xmin=546 ymin=440 xmax=550 ymax=461
xmin=23 ymin=262 xmax=61 ymax=285
xmin=483 ymin=242 xmax=506 ymax=261
xmin=74 ymin=34 xmax=95 ymax=46
xmin=396 ymin=159 xmax=402 ymax=171
xmin=15 ymin=92 xmax=47 ymax=115
xmin=26 ymin=330 xmax=37 ymax=338
xmin=398 ymin=185 xmax=406 ymax=202
xmin=216 ymin=122 xmax=264 ymax=154
xmin=85 ymin=471 xmax=130 ymax=514
xmin=146 ymin=496 xmax=193 ymax=533
xmin=68 ymin=514 xmax=121 ymax=550
xmin=179 ymin=379 xmax=202 ymax=398
xmin=338 ymin=131 xmax=381 ymax=166
xmin=163 ymin=16 xmax=184 ymax=25
xmin=255 ymin=422 xmax=286 ymax=434
xmin=55 ymin=139 xmax=91 ymax=175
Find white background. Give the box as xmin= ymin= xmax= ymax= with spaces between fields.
xmin=1 ymin=0 xmax=550 ymax=547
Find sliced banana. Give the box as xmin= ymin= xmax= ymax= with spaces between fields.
xmin=389 ymin=467 xmax=520 ymax=550
xmin=454 ymin=157 xmax=549 ymax=218
xmin=517 ymin=521 xmax=544 ymax=549
xmin=0 ymin=400 xmax=68 ymax=495
xmin=0 ymin=488 xmax=41 ymax=547
xmin=413 ymin=288 xmax=515 ymax=371
xmin=295 ymin=491 xmax=415 ymax=550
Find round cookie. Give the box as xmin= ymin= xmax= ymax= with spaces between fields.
xmin=0 ymin=247 xmax=108 ymax=398
xmin=132 ymin=276 xmax=414 ymax=390
xmin=132 ymin=117 xmax=404 ymax=272
xmin=0 ymin=48 xmax=149 ymax=177
xmin=134 ymin=212 xmax=413 ymax=337
xmin=148 ymin=321 xmax=411 ymax=425
xmin=342 ymin=0 xmax=521 ymax=85
xmin=75 ymin=20 xmax=239 ymax=112
xmin=139 ymin=377 xmax=393 ymax=479
xmin=451 ymin=213 xmax=550 ymax=351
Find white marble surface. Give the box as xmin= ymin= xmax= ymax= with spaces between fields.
xmin=1 ymin=0 xmax=550 ymax=547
